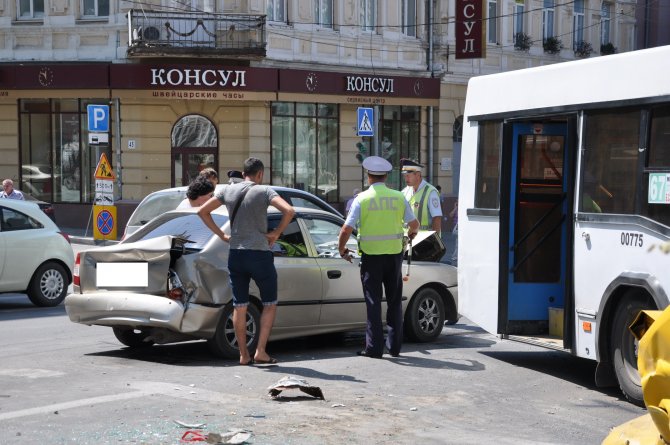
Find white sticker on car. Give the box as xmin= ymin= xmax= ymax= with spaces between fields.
xmin=97 ymin=262 xmax=149 ymax=287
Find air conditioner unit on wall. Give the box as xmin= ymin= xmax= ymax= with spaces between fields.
xmin=132 ymin=23 xmax=164 ymax=43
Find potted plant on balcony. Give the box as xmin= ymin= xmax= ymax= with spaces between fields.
xmin=574 ymin=41 xmax=593 ymax=58
xmin=514 ymin=32 xmax=532 ymax=51
xmin=543 ymin=36 xmax=562 ymax=54
xmin=600 ymin=42 xmax=617 ymax=55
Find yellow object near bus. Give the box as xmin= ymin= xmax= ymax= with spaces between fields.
xmin=602 ymin=308 xmax=670 ymax=444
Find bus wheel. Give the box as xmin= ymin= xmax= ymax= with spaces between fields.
xmin=610 ymin=295 xmax=650 ymax=407
xmin=208 ymin=303 xmax=260 ymax=359
xmin=404 ymin=288 xmax=445 ymax=342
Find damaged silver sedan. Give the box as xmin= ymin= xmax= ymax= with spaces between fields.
xmin=65 ymin=207 xmax=458 ymax=359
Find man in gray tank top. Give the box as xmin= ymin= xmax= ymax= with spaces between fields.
xmin=198 ymin=158 xmax=294 ymax=366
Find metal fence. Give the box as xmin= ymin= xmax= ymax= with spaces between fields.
xmin=127 ymin=10 xmax=266 ymax=56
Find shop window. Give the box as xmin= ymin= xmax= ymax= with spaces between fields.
xmin=271 ymin=102 xmax=339 ymax=203
xmin=474 ymin=120 xmax=501 ymax=209
xmin=370 ymin=106 xmax=420 ymax=190
xmin=171 ymin=115 xmax=218 ymax=187
xmin=19 ymin=99 xmax=108 ymax=204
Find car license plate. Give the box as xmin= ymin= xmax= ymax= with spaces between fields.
xmin=97 ymin=262 xmax=149 ymax=287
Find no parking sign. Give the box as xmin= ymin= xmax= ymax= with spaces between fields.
xmin=93 ymin=205 xmax=117 ymax=240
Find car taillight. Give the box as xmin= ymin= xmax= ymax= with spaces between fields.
xmin=58 ymin=231 xmax=71 ymax=244
xmin=73 ymin=253 xmax=80 ymax=286
xmin=167 ymin=269 xmax=185 ymax=301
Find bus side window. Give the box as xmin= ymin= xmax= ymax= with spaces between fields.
xmin=474 ymin=121 xmax=502 ymax=209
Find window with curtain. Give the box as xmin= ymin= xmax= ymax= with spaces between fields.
xmin=514 ymin=1 xmax=524 ymax=36
xmin=542 ymin=0 xmax=554 ymax=40
xmin=271 ymin=103 xmax=339 ymax=203
xmin=487 ymin=0 xmax=497 ymax=43
xmin=573 ymin=0 xmax=584 ymax=49
xmin=18 ymin=0 xmax=44 ymax=18
xmin=267 ymin=0 xmax=286 ymax=22
xmin=314 ymin=0 xmax=333 ymax=28
xmin=360 ymin=0 xmax=376 ymax=32
xmin=82 ymin=0 xmax=109 ymax=16
xmin=600 ymin=3 xmax=611 ymax=45
xmin=402 ymin=0 xmax=416 ymax=37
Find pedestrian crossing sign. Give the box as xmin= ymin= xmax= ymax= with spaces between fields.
xmin=357 ymin=107 xmax=374 ymax=137
xmin=94 ymin=153 xmax=116 ymax=180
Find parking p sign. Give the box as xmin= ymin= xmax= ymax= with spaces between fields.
xmin=87 ymin=104 xmax=109 ymax=133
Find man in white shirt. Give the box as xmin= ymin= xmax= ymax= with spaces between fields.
xmin=400 ymin=159 xmax=442 ymax=235
xmin=1 ymin=179 xmax=24 ymax=200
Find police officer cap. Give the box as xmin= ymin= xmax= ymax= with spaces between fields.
xmin=227 ymin=170 xmax=243 ymax=179
xmin=362 ymin=156 xmax=393 ymax=175
xmin=401 ymin=158 xmax=424 ymax=173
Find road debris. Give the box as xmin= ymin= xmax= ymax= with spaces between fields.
xmin=267 ymin=376 xmax=325 ymax=400
xmin=180 ymin=429 xmax=252 ymax=444
xmin=174 ymin=420 xmax=207 ymax=429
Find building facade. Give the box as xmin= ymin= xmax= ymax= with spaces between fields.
xmin=0 ymin=0 xmax=639 ymax=232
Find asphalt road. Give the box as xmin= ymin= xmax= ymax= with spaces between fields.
xmin=0 ymin=289 xmax=644 ymax=444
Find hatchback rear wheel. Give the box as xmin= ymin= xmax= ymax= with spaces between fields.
xmin=208 ymin=303 xmax=260 ymax=359
xmin=27 ymin=261 xmax=68 ymax=307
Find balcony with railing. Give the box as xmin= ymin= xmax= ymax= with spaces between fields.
xmin=127 ymin=10 xmax=266 ymax=59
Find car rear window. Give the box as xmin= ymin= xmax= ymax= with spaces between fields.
xmin=138 ymin=214 xmax=228 ymax=250
xmin=127 ymin=191 xmax=187 ymax=226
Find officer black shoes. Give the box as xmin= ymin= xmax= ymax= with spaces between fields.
xmin=356 ymin=350 xmax=382 ymax=359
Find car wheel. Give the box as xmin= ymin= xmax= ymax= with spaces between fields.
xmin=208 ymin=303 xmax=261 ymax=359
xmin=444 ymin=318 xmax=459 ymax=326
xmin=610 ymin=293 xmax=650 ymax=407
xmin=27 ymin=262 xmax=68 ymax=307
xmin=404 ymin=288 xmax=445 ymax=342
xmin=113 ymin=327 xmax=155 ymax=348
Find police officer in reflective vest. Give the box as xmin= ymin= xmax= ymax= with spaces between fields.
xmin=401 ymin=159 xmax=442 ymax=235
xmin=338 ymin=156 xmax=419 ymax=358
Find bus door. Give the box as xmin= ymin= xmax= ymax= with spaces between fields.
xmin=506 ymin=123 xmax=569 ymax=335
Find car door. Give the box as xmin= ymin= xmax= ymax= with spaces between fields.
xmin=0 ymin=206 xmax=42 ymax=291
xmin=299 ymin=215 xmax=367 ymax=328
xmin=266 ymin=216 xmax=323 ymax=333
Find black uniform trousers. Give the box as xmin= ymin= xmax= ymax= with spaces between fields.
xmin=359 ymin=252 xmax=404 ymax=356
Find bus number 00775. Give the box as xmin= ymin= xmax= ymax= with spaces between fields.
xmin=621 ymin=232 xmax=643 ymax=247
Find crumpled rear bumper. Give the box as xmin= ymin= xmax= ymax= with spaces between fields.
xmin=65 ymin=292 xmax=185 ymax=330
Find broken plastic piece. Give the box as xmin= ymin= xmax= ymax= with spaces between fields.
xmin=267 ymin=376 xmax=325 ymax=400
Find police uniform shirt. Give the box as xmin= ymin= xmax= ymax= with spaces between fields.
xmin=344 ymin=183 xmax=416 ymax=229
xmin=402 ymin=179 xmax=442 ymax=219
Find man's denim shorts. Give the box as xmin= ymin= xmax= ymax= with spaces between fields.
xmin=228 ymin=249 xmax=278 ymax=307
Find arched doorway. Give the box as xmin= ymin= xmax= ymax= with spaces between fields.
xmin=171 ymin=114 xmax=218 ymax=186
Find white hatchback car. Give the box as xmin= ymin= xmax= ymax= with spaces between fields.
xmin=0 ymin=199 xmax=74 ymax=306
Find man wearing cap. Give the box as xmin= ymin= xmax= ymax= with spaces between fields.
xmin=401 ymin=159 xmax=442 ymax=235
xmin=337 ymin=156 xmax=419 ymax=358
